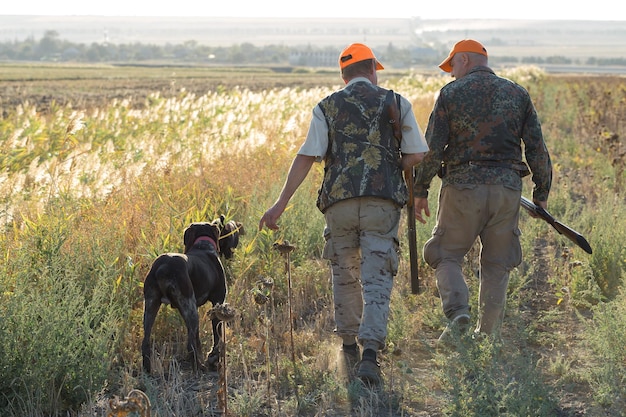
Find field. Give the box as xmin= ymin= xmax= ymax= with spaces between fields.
xmin=0 ymin=63 xmax=625 ymax=417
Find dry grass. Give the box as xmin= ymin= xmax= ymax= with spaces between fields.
xmin=0 ymin=65 xmax=624 ymax=417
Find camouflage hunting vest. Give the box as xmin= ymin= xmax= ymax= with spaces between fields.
xmin=316 ymin=81 xmax=407 ymax=213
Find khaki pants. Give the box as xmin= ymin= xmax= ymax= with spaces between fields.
xmin=423 ymin=184 xmax=522 ymax=334
xmin=322 ymin=197 xmax=400 ymax=351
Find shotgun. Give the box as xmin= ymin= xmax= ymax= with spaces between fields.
xmin=387 ymin=89 xmax=420 ymax=293
xmin=520 ymin=196 xmax=592 ymax=254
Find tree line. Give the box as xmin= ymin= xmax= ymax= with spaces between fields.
xmin=1 ymin=30 xmax=625 ymax=68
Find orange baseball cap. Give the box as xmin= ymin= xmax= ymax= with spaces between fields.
xmin=339 ymin=43 xmax=384 ymax=70
xmin=438 ymin=39 xmax=488 ymax=72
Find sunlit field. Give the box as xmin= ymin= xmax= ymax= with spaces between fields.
xmin=0 ymin=64 xmax=624 ymax=417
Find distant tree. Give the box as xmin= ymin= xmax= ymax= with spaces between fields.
xmin=240 ymin=42 xmax=259 ymax=63
xmin=522 ymin=56 xmax=545 ymax=64
xmin=18 ymin=42 xmax=36 ymax=60
xmin=61 ymin=47 xmax=81 ymax=61
xmin=118 ymin=44 xmax=134 ymax=61
xmin=134 ymin=44 xmax=164 ymax=61
xmin=597 ymin=57 xmax=626 ymax=66
xmin=546 ymin=56 xmax=571 ymax=65
xmin=228 ymin=44 xmax=248 ymax=64
xmin=0 ymin=30 xmax=624 ymax=69
xmin=38 ymin=30 xmax=61 ymax=59
xmin=86 ymin=43 xmax=114 ymax=62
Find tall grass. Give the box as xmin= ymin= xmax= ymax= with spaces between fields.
xmin=0 ymin=67 xmax=624 ymax=416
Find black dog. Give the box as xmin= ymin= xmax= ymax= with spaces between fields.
xmin=141 ymin=217 xmax=242 ymax=373
xmin=217 ymin=217 xmax=244 ymax=259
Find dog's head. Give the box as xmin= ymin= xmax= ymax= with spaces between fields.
xmin=183 ymin=222 xmax=221 ymax=254
xmin=215 ymin=215 xmax=244 ymax=259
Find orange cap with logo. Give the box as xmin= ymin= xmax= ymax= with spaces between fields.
xmin=339 ymin=43 xmax=384 ymax=70
xmin=438 ymin=39 xmax=488 ymax=73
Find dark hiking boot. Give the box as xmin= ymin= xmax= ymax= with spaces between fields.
xmin=437 ymin=314 xmax=471 ymax=352
xmin=356 ymin=349 xmax=381 ymax=384
xmin=356 ymin=358 xmax=381 ymax=385
xmin=342 ymin=343 xmax=360 ymax=367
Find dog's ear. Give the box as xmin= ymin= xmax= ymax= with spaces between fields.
xmin=183 ymin=224 xmax=195 ymax=253
xmin=209 ymin=222 xmax=221 ymax=242
xmin=210 ymin=215 xmax=226 ymax=231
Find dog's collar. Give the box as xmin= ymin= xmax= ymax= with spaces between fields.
xmin=193 ymin=236 xmax=219 ymax=252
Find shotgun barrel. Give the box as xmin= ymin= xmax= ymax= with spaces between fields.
xmin=520 ymin=196 xmax=592 ymax=254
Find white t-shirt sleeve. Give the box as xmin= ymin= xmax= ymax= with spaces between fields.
xmin=297 ymin=104 xmax=328 ymax=162
xmin=398 ymin=96 xmax=429 ymax=154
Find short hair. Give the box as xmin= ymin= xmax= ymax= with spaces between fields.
xmin=341 ymin=59 xmax=375 ymax=79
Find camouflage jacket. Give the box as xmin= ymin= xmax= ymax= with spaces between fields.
xmin=414 ymin=66 xmax=552 ymax=201
xmin=316 ymin=81 xmax=406 ymax=212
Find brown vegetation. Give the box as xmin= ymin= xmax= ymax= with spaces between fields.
xmin=0 ymin=64 xmax=624 ymax=417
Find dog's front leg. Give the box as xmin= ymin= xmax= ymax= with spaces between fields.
xmin=206 ymin=316 xmax=221 ymax=371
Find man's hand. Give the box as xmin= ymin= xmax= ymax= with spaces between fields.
xmin=526 ymin=199 xmax=548 ymax=219
xmin=258 ymin=154 xmax=315 ymax=231
xmin=401 ymin=152 xmax=426 ymax=171
xmin=414 ymin=197 xmax=430 ymax=224
xmin=259 ymin=204 xmax=285 ymax=231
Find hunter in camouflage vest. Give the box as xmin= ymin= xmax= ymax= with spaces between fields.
xmin=259 ymin=43 xmax=428 ymax=384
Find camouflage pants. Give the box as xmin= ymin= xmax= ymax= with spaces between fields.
xmin=322 ymin=197 xmax=400 ymax=352
xmin=423 ymin=184 xmax=522 ymax=334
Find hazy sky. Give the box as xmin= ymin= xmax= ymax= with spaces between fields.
xmin=2 ymin=0 xmax=624 ymax=20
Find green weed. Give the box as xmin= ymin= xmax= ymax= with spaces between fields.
xmin=0 ymin=66 xmax=624 ymax=416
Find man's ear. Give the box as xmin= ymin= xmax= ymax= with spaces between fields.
xmin=461 ymin=52 xmax=471 ymax=67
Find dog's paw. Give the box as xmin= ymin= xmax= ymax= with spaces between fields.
xmin=206 ymin=352 xmax=220 ymax=371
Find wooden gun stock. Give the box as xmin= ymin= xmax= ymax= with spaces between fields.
xmin=520 ymin=196 xmax=592 ymax=254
